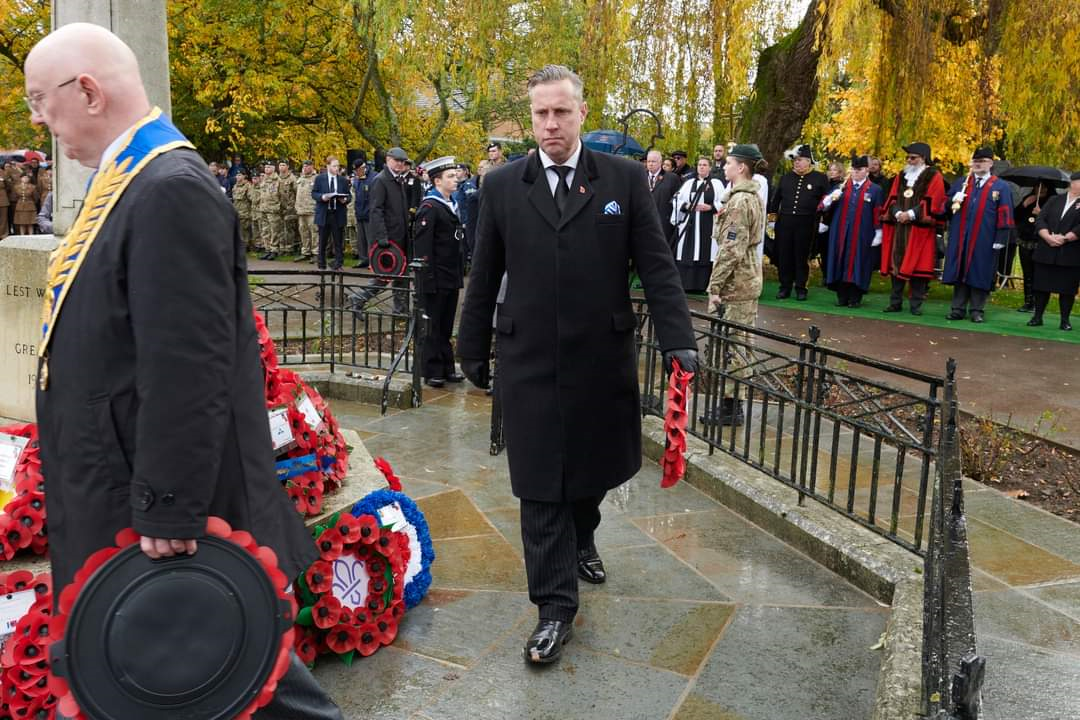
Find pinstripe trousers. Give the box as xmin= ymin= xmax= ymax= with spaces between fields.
xmin=520 ymin=495 xmax=604 ymax=622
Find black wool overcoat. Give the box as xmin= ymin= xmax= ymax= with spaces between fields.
xmin=457 ymin=147 xmax=695 ymax=502
xmin=35 ymin=149 xmax=316 ymax=592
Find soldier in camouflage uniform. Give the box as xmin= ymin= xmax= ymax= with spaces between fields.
xmin=705 ymin=144 xmax=765 ymax=427
xmin=277 ymin=160 xmax=298 ymax=257
xmin=294 ymin=160 xmax=317 ymax=261
xmin=231 ymin=169 xmax=255 ymax=250
xmin=258 ymin=162 xmax=283 ymax=260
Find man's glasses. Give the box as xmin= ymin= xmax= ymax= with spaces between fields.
xmin=24 ymin=77 xmax=77 ymax=113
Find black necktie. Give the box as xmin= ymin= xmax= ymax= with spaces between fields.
xmin=552 ymin=166 xmax=571 ymax=216
xmin=650 ymin=174 xmax=657 ymax=191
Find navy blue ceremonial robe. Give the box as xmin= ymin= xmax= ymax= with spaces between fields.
xmin=943 ymin=176 xmax=1014 ymax=291
xmin=823 ymin=180 xmax=883 ymax=292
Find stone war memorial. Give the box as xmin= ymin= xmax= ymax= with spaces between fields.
xmin=0 ymin=1 xmax=1078 ymax=719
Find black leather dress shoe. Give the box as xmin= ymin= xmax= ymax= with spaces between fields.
xmin=1017 ymin=303 xmax=1034 ymax=313
xmin=577 ymin=547 xmax=606 ymax=584
xmin=883 ymin=304 xmax=902 ymax=313
xmin=910 ymin=306 xmax=923 ymax=316
xmin=445 ymin=373 xmax=465 ymax=383
xmin=795 ymin=289 xmax=808 ymax=301
xmin=775 ymin=289 xmax=791 ymax=300
xmin=946 ymin=311 xmax=965 ymax=320
xmin=970 ymin=312 xmax=985 ymax=324
xmin=1061 ymin=320 xmax=1073 ymax=331
xmin=425 ymin=377 xmax=446 ymax=388
xmin=523 ymin=620 xmax=573 ymax=664
xmin=1027 ymin=316 xmax=1043 ymax=327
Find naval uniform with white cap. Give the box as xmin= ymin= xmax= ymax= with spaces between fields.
xmin=413 ymin=156 xmax=466 ymax=387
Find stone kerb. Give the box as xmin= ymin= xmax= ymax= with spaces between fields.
xmin=0 ymin=235 xmax=58 ymax=422
xmin=641 ymin=414 xmax=924 ymax=720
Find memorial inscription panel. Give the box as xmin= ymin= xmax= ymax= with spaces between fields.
xmin=0 ymin=236 xmax=57 ymax=421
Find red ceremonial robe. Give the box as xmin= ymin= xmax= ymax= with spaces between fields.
xmin=880 ymin=168 xmax=946 ymax=280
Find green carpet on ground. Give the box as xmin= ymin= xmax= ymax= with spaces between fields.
xmin=756 ymin=280 xmax=1079 ymax=345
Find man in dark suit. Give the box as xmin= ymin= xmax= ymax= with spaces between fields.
xmin=312 ymin=155 xmax=350 ymax=270
xmin=645 ymin=149 xmax=681 ymax=245
xmin=457 ymin=65 xmax=698 ymax=665
xmin=353 ymin=146 xmax=414 ymax=312
xmin=25 ymin=24 xmax=341 ymax=719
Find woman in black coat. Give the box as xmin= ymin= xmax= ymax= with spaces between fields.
xmin=1031 ymin=173 xmax=1080 ymax=330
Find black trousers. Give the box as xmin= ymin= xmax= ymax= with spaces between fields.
xmin=834 ymin=282 xmax=864 ymax=306
xmin=775 ymin=215 xmax=817 ymax=292
xmin=422 ymin=289 xmax=459 ymax=379
xmin=950 ymin=284 xmax=989 ymax=315
xmin=520 ymin=495 xmax=604 ymax=623
xmin=888 ymin=276 xmax=930 ymax=310
xmin=59 ymin=653 xmax=343 ymax=720
xmin=317 ymin=223 xmax=345 ymax=270
xmin=1018 ymin=245 xmax=1035 ymax=303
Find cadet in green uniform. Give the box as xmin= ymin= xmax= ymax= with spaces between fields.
xmin=706 ymin=144 xmax=766 ymax=427
xmin=231 ymin=169 xmax=254 ymax=250
xmin=277 ymin=160 xmax=298 ymax=256
xmin=295 ymin=160 xmax=317 ymax=261
xmin=258 ymin=161 xmax=283 ymax=259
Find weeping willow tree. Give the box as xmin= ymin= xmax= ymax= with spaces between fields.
xmin=801 ymin=0 xmax=1080 ymax=172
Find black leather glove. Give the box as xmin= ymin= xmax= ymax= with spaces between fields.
xmin=663 ymin=348 xmax=699 ymax=375
xmin=377 ymin=236 xmax=390 ymax=248
xmin=461 ymin=358 xmax=491 ymax=389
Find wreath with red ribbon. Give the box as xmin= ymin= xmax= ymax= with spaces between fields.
xmin=45 ymin=517 xmax=295 ymax=720
xmin=255 ymin=314 xmax=350 ymax=517
xmin=0 ymin=571 xmax=54 ymax=719
xmin=0 ymin=423 xmax=47 ymax=561
xmin=292 ymin=511 xmax=409 ymax=666
xmin=660 ymin=359 xmax=694 ymax=488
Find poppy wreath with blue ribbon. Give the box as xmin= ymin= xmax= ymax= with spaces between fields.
xmin=293 ymin=512 xmax=408 ymax=666
xmin=254 ymin=312 xmax=351 ymax=517
xmin=350 ymin=488 xmax=434 ymax=610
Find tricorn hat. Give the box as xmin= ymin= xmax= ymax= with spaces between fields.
xmin=902 ymin=142 xmax=932 ymax=161
xmin=49 ymin=522 xmax=294 ymax=720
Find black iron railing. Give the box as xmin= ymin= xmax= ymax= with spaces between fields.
xmin=248 ymin=266 xmax=425 ymax=413
xmin=634 ymin=299 xmax=946 ymax=555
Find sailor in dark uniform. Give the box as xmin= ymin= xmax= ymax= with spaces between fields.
xmin=413 ymin=156 xmax=466 ymax=386
xmin=768 ymin=144 xmax=828 ymax=300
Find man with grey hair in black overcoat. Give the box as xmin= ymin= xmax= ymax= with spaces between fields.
xmin=457 ymin=64 xmax=698 ymax=665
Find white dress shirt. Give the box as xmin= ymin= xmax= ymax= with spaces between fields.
xmin=538 ymin=141 xmax=582 ymax=196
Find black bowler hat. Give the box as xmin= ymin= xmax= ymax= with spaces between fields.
xmin=972 ymin=146 xmax=995 ymax=160
xmin=50 ymin=535 xmax=293 ymax=720
xmin=902 ymin=142 xmax=932 ymax=161
xmin=851 ymin=155 xmax=869 ymax=169
xmin=369 ymin=240 xmax=408 ymax=277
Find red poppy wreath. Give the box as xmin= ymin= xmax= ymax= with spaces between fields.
xmin=292 ymin=512 xmax=409 ymax=666
xmin=0 ymin=423 xmax=48 ymax=560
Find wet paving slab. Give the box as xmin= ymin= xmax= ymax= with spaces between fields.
xmin=310 ymin=389 xmax=890 ymax=719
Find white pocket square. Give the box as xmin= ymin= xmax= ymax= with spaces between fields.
xmin=603 ymin=201 xmax=622 ymax=215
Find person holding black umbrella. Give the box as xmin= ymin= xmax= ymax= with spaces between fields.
xmin=1013 ymin=183 xmax=1053 ymax=312
xmin=1031 ymin=172 xmax=1080 ymax=330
